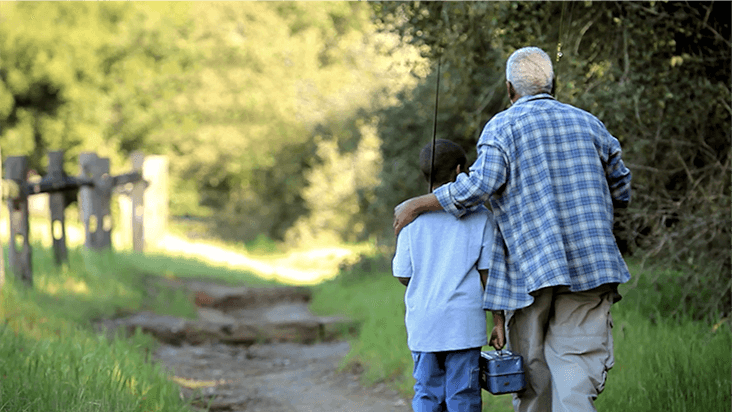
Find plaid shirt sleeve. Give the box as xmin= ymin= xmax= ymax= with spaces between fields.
xmin=602 ymin=133 xmax=632 ymax=208
xmin=433 ymin=143 xmax=509 ymax=218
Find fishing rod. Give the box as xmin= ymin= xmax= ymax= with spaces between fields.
xmin=554 ymin=2 xmax=568 ymax=94
xmin=428 ymin=54 xmax=442 ymax=194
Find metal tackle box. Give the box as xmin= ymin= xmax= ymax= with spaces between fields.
xmin=479 ymin=349 xmax=526 ymax=395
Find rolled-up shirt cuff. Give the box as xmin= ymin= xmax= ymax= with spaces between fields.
xmin=434 ymin=184 xmax=466 ymax=218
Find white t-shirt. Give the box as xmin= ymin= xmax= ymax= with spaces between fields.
xmin=392 ymin=207 xmax=495 ymax=352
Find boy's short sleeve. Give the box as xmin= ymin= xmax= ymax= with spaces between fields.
xmin=392 ymin=226 xmax=413 ymax=279
xmin=477 ymin=215 xmax=495 ymax=271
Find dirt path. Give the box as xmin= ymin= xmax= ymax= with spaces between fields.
xmin=99 ymin=268 xmax=412 ymax=412
xmin=156 ymin=341 xmax=409 ymax=412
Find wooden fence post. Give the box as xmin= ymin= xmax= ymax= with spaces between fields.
xmin=131 ymin=152 xmax=145 ymax=252
xmin=48 ymin=151 xmax=68 ymax=264
xmin=6 ymin=156 xmax=32 ymax=286
xmin=79 ymin=152 xmax=98 ymax=249
xmin=95 ymin=157 xmax=113 ymax=250
xmin=80 ymin=153 xmax=114 ymax=251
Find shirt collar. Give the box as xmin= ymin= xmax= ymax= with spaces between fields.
xmin=513 ymin=93 xmax=555 ymax=106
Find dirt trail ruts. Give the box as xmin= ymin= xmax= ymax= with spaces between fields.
xmin=99 ymin=276 xmax=412 ymax=412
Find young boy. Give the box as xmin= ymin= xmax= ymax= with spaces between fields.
xmin=393 ymin=139 xmax=505 ymax=412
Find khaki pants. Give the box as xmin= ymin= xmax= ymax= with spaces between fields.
xmin=506 ymin=284 xmax=616 ymax=412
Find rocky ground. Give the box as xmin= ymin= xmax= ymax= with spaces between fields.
xmin=98 ymin=276 xmax=412 ymax=412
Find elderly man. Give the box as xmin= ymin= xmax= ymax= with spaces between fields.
xmin=393 ymin=47 xmax=632 ymax=412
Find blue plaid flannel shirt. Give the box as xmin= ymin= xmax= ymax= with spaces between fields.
xmin=434 ymin=94 xmax=632 ymax=310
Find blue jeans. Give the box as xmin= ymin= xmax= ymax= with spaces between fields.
xmin=411 ymin=348 xmax=482 ymax=412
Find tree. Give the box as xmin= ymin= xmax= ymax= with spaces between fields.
xmin=0 ymin=2 xmax=420 ymax=245
xmin=0 ymin=2 xmax=197 ymax=174
xmin=151 ymin=2 xmax=423 ymax=242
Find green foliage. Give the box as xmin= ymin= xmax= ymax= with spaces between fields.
xmin=285 ymin=121 xmax=384 ymax=244
xmin=0 ymin=3 xmax=420 ymax=245
xmin=0 ymin=2 xmax=197 ymax=174
xmin=331 ymin=252 xmax=392 ymax=286
xmin=371 ymin=1 xmax=731 ymax=320
xmin=0 ymin=325 xmax=189 ymax=412
xmin=0 ymin=245 xmax=196 ymax=411
xmin=148 ymin=2 xmax=418 ymax=243
xmin=245 ymin=233 xmax=285 ymax=255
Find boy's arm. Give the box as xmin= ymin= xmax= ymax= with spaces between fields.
xmin=478 ymin=269 xmax=488 ymax=289
xmin=392 ymin=225 xmax=413 ymax=286
xmin=478 ymin=269 xmax=506 ymax=350
xmin=479 ymin=269 xmax=504 ymax=350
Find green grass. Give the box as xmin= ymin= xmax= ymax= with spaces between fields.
xmin=0 ymin=250 xmax=192 ymax=411
xmin=0 ymin=325 xmax=182 ymax=412
xmin=0 ymin=241 xmax=275 ymax=412
xmin=596 ymin=304 xmax=730 ymax=411
xmin=311 ymin=275 xmax=412 ymax=385
xmin=310 ymin=258 xmax=732 ymax=412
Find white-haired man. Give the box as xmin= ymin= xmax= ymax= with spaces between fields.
xmin=393 ymin=46 xmax=632 ymax=412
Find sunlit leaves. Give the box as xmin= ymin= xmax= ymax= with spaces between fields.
xmin=0 ymin=2 xmax=188 ymax=171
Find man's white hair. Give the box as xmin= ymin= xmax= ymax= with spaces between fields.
xmin=505 ymin=47 xmax=554 ymax=97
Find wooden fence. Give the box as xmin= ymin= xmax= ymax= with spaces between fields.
xmin=2 ymin=150 xmax=166 ymax=287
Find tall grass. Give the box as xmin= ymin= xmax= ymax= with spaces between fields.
xmin=597 ymin=304 xmax=731 ymax=411
xmin=311 ymin=258 xmax=732 ymax=412
xmin=0 ymin=325 xmax=185 ymax=412
xmin=0 ymin=242 xmax=269 ymax=412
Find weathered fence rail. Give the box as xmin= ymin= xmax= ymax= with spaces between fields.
xmin=3 ymin=150 xmax=153 ymax=287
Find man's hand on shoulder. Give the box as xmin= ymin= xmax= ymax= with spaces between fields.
xmin=393 ymin=198 xmax=419 ymax=236
xmin=393 ymin=193 xmax=442 ymax=236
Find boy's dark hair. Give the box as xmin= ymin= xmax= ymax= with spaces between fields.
xmin=419 ymin=139 xmax=467 ymax=187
